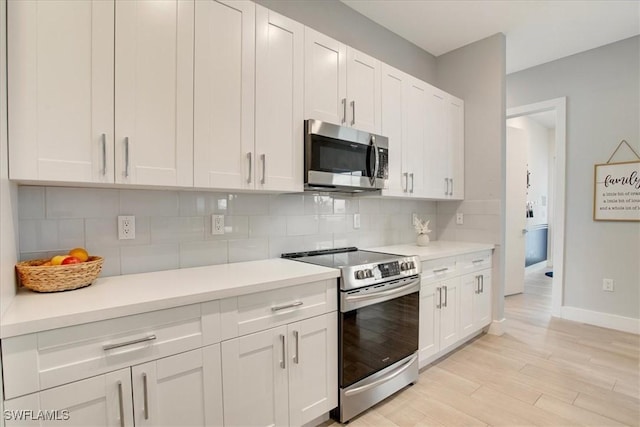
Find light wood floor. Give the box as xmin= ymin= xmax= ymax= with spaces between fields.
xmin=324 ymin=270 xmax=640 ymax=426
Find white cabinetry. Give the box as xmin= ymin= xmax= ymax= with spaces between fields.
xmin=419 ymin=251 xmax=492 ymax=368
xmin=304 ymin=28 xmax=381 ymax=133
xmin=380 ymin=64 xmax=407 ymax=195
xmin=8 ymin=0 xmax=194 ymax=187
xmin=220 ymin=280 xmax=338 ymax=427
xmin=115 ymin=0 xmax=194 ymax=187
xmin=8 ymin=0 xmax=114 ymax=183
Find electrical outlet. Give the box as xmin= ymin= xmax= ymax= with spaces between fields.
xmin=212 ymin=215 xmax=225 ymax=235
xmin=602 ymin=278 xmax=614 ymax=292
xmin=118 ymin=215 xmax=135 ymax=240
xmin=456 ymin=213 xmax=464 ymax=225
xmin=353 ymin=213 xmax=361 ymax=229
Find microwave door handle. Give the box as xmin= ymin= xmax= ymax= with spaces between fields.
xmin=370 ymin=135 xmax=379 ymax=186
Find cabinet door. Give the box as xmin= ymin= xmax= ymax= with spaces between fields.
xmin=405 ymin=77 xmax=428 ymax=197
xmin=439 ymin=277 xmax=460 ymax=352
xmin=288 ymin=313 xmax=338 ymax=427
xmin=255 ymin=6 xmax=304 ymax=192
xmin=193 ymin=0 xmax=255 ymax=189
xmin=449 ymin=96 xmax=465 ymax=199
xmin=346 ymin=47 xmax=381 ymax=134
xmin=380 ymin=64 xmax=408 ymax=196
xmin=4 ymin=369 xmax=133 ymax=427
xmin=132 ymin=346 xmax=222 ymax=427
xmin=8 ymin=0 xmax=114 ymax=183
xmin=474 ymin=270 xmax=492 ymax=328
xmin=425 ymin=86 xmax=449 ymax=198
xmin=115 ymin=0 xmax=194 ymax=187
xmin=460 ymin=273 xmax=478 ymax=338
xmin=418 ymin=283 xmax=440 ymax=366
xmin=222 ymin=327 xmax=289 ymax=427
xmin=304 ymin=28 xmax=346 ymax=126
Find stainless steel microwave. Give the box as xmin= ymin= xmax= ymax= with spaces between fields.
xmin=304 ymin=119 xmax=389 ymax=192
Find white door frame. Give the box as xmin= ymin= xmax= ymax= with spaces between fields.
xmin=506 ymin=97 xmax=566 ymax=316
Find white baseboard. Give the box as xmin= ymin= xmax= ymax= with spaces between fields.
xmin=561 ymin=306 xmax=639 ymax=335
xmin=525 ymin=260 xmax=548 ymax=273
xmin=487 ymin=318 xmax=506 ymax=336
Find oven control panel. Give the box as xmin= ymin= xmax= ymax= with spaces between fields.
xmin=352 ymin=258 xmax=420 ymax=283
xmin=377 ymin=261 xmax=400 ymax=278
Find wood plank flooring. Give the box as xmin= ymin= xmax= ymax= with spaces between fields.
xmin=322 ymin=270 xmax=640 ymax=426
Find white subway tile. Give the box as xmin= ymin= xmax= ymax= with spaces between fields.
xmin=84 ymin=246 xmax=121 ymax=277
xmin=179 ymin=191 xmax=228 ymax=216
xmin=179 ymin=240 xmax=228 ymax=268
xmin=120 ymin=244 xmax=179 ymax=275
xmin=436 ymin=200 xmax=462 ymax=214
xmin=359 ymin=198 xmax=380 ymax=214
xmin=333 ymin=232 xmax=359 ymax=248
xmin=206 ymin=216 xmax=249 ymax=240
xmin=150 ymin=217 xmax=205 ymax=243
xmin=249 ymin=216 xmax=286 ymax=237
xmin=268 ymin=236 xmax=306 ymax=258
xmin=228 ymin=194 xmax=269 ymax=215
xmin=269 ymin=194 xmax=304 ymax=215
xmin=358 ymin=231 xmax=384 ymax=248
xmin=58 ymin=219 xmax=85 ymax=250
xmin=228 ymin=238 xmax=268 ymax=263
xmin=333 ymin=197 xmax=358 ymax=214
xmin=416 ymin=201 xmax=438 ymax=215
xmin=286 ymin=215 xmax=319 ymax=236
xmin=318 ymin=214 xmax=347 ymax=234
xmin=304 ymin=195 xmax=334 ymax=215
xmin=18 ymin=186 xmax=45 ymax=219
xmin=120 ymin=190 xmax=179 ymax=217
xmin=46 ymin=187 xmax=119 ymax=218
xmin=380 ymin=198 xmax=401 ymax=214
xmin=19 ymin=219 xmax=58 ymax=252
xmin=303 ymin=234 xmax=333 ymax=251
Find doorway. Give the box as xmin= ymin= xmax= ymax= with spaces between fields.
xmin=505 ymin=98 xmax=566 ymax=317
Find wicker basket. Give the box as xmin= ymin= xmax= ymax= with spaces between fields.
xmin=16 ymin=256 xmax=104 ymax=293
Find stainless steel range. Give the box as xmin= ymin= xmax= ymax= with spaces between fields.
xmin=282 ymin=247 xmax=421 ymax=423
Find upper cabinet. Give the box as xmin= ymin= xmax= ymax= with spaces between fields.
xmin=304 ymin=28 xmax=381 ymax=134
xmin=8 ymin=0 xmax=194 ymax=187
xmin=115 ymin=0 xmax=194 ymax=187
xmin=8 ymin=0 xmax=115 ymax=183
xmin=193 ymin=0 xmax=255 ymax=190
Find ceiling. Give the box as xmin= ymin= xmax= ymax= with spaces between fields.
xmin=340 ymin=0 xmax=640 ymax=74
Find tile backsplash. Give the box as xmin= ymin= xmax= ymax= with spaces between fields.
xmin=18 ymin=186 xmax=438 ymax=277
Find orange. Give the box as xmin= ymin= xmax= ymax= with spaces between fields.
xmin=69 ymin=247 xmax=89 ymax=262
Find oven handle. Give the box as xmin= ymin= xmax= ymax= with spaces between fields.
xmin=370 ymin=135 xmax=380 ymax=187
xmin=344 ymin=279 xmax=420 ymax=303
xmin=344 ymin=354 xmax=418 ymax=397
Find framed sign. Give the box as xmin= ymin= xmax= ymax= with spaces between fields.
xmin=593 ymin=160 xmax=640 ymax=221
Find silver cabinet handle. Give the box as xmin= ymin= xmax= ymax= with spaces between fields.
xmin=475 ymin=275 xmax=480 ymax=294
xmin=409 ymin=173 xmax=414 ymax=193
xmin=403 ymin=172 xmax=408 ymax=192
xmin=450 ymin=178 xmax=454 ymax=196
xmin=117 ymin=381 xmax=125 ymax=427
xmin=279 ymin=334 xmax=286 ymax=369
xmin=101 ymin=133 xmax=107 ymax=176
xmin=472 ymin=259 xmax=484 ymax=264
xmin=433 ymin=267 xmax=448 ymax=274
xmin=443 ymin=285 xmax=448 ymax=308
xmin=123 ymin=137 xmax=130 ymax=178
xmin=444 ymin=178 xmax=449 ymax=195
xmin=271 ymin=301 xmax=303 ymax=312
xmin=260 ymin=154 xmax=266 ymax=184
xmin=350 ymin=100 xmax=355 ymax=126
xmin=246 ymin=152 xmax=252 ymax=184
xmin=103 ymin=335 xmax=156 ymax=351
xmin=293 ymin=330 xmax=299 ymax=364
xmin=142 ymin=373 xmax=149 ymax=420
xmin=481 ymin=275 xmax=484 ymax=293
xmin=436 ymin=287 xmax=441 ymax=309
xmin=341 ymin=98 xmax=347 ymax=124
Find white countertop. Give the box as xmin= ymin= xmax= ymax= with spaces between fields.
xmin=0 ymin=259 xmax=339 ymax=339
xmin=368 ymin=240 xmax=494 ymax=261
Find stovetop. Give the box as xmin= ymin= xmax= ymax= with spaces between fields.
xmin=282 ymin=247 xmax=421 ymax=290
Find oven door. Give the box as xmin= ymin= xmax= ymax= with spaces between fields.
xmin=339 ymin=277 xmax=420 ymax=388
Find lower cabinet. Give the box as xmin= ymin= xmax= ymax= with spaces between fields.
xmin=4 ymin=345 xmax=223 ymax=427
xmin=221 ymin=312 xmax=337 ymax=427
xmin=460 ymin=269 xmax=492 ymax=338
xmin=419 ymin=277 xmax=460 ymax=364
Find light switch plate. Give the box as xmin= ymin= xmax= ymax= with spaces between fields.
xmin=212 ymin=215 xmax=225 ymax=235
xmin=353 ymin=213 xmax=361 ymax=229
xmin=456 ymin=213 xmax=464 ymax=225
xmin=602 ymin=278 xmax=614 ymax=292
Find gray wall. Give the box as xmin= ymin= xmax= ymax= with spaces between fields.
xmin=435 ymin=34 xmax=507 ymax=323
xmin=508 ymin=36 xmax=640 ymax=319
xmin=255 ymin=0 xmax=437 ymax=84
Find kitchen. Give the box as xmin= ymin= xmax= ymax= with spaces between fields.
xmin=0 ymin=0 xmax=638 ymax=426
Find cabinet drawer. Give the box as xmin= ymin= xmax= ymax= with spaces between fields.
xmin=2 ymin=302 xmax=219 ymax=399
xmin=421 ymin=256 xmax=457 ymax=283
xmin=458 ymin=250 xmax=492 ymax=274
xmin=220 ymin=280 xmax=337 ymax=340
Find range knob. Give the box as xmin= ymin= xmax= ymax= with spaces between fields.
xmin=364 ymin=269 xmax=373 ymax=278
xmin=355 ymin=270 xmax=366 ymax=280
xmin=400 ymin=262 xmax=408 ymax=271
